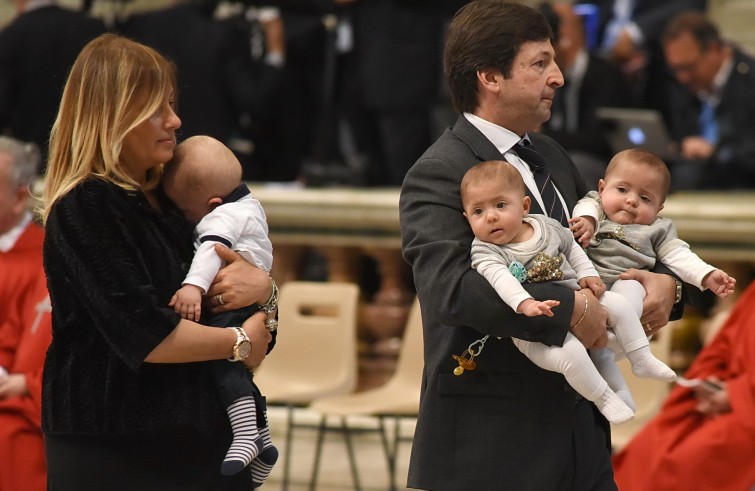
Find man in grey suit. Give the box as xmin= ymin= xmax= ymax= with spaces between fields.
xmin=399 ymin=2 xmax=683 ymax=489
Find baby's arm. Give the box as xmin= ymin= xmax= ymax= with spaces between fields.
xmin=169 ymin=284 xmax=204 ymax=321
xmin=701 ymin=269 xmax=736 ymax=297
xmin=565 ymin=239 xmax=606 ymax=298
xmin=570 ymin=194 xmax=601 ymax=248
xmin=661 ymin=244 xmax=736 ymax=296
xmin=471 ymin=241 xmax=558 ymax=316
xmin=517 ymin=298 xmax=561 ymax=317
xmin=569 ymin=216 xmax=596 ymax=248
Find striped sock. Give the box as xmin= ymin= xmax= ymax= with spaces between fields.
xmin=251 ymin=426 xmax=278 ymax=488
xmin=221 ymin=395 xmax=262 ymax=476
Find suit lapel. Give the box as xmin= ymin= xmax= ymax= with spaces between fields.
xmin=451 ymin=115 xmax=503 ymax=163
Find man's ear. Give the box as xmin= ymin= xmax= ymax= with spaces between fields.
xmin=522 ymin=196 xmax=531 ymax=216
xmin=476 ymin=69 xmax=502 ymax=93
xmin=12 ymin=186 xmax=29 ymax=215
xmin=208 ymin=197 xmax=223 ymax=209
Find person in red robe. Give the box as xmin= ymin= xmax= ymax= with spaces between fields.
xmin=0 ymin=136 xmax=50 ymax=491
xmin=613 ymin=280 xmax=755 ymax=491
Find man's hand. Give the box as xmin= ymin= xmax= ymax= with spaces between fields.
xmin=0 ymin=373 xmax=27 ymax=400
xmin=693 ymin=377 xmax=730 ymax=416
xmin=570 ymin=289 xmax=609 ymax=348
xmin=619 ymin=269 xmax=675 ymax=336
xmin=681 ymin=136 xmax=715 ymax=160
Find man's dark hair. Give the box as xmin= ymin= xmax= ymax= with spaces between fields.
xmin=662 ymin=11 xmax=722 ymax=51
xmin=444 ymin=0 xmax=553 ymax=114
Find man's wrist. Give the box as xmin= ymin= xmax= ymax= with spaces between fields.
xmin=673 ymin=277 xmax=683 ymax=304
xmin=570 ymin=291 xmax=589 ymax=329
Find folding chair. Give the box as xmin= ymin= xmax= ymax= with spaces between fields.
xmin=254 ymin=281 xmax=360 ymax=489
xmin=309 ymin=296 xmax=423 ymax=490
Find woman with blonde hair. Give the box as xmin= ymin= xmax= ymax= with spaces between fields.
xmin=41 ymin=33 xmax=275 ymax=489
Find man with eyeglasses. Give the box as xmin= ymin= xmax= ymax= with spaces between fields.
xmin=661 ymin=11 xmax=755 ymax=190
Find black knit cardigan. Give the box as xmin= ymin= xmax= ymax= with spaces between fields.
xmin=42 ymin=178 xmax=232 ymax=437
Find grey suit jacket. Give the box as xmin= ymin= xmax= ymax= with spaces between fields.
xmin=400 ymin=115 xmax=598 ymax=490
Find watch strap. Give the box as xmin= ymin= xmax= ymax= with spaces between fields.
xmin=674 ymin=278 xmax=683 ymax=304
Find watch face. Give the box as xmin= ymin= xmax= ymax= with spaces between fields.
xmin=238 ymin=341 xmax=251 ymax=360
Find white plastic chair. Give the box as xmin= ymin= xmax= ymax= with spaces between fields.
xmin=308 ymin=296 xmax=424 ymax=490
xmin=253 ymin=281 xmax=360 ymax=489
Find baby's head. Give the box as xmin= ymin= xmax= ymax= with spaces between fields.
xmin=461 ymin=160 xmax=531 ymax=245
xmin=598 ymin=148 xmax=670 ymax=226
xmin=163 ymin=135 xmax=242 ymax=224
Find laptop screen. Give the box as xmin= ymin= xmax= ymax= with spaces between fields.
xmin=596 ymin=107 xmax=676 ymax=160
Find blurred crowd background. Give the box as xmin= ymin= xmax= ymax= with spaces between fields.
xmin=3 ymin=0 xmax=755 ymax=190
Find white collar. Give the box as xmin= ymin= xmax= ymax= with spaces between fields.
xmin=700 ymin=50 xmax=734 ymax=105
xmin=0 ymin=211 xmax=33 ymax=253
xmin=463 ymin=112 xmax=522 ymax=154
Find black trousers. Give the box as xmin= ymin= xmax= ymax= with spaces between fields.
xmin=554 ymin=397 xmax=618 ymax=491
xmin=46 ymin=432 xmax=253 ymax=490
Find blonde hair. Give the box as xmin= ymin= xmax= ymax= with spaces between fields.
xmin=606 ymin=148 xmax=671 ymax=198
xmin=163 ymin=135 xmax=242 ymax=202
xmin=41 ymin=33 xmax=177 ymax=224
xmin=460 ymin=160 xmax=525 ymax=206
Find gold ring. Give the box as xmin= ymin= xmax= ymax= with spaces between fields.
xmin=644 ymin=323 xmax=652 ymax=332
xmin=215 ymin=293 xmax=224 ymax=306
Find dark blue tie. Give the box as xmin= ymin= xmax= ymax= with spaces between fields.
xmin=514 ymin=141 xmax=568 ymax=227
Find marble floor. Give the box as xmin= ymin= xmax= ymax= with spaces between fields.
xmin=263 ymin=406 xmax=417 ymax=491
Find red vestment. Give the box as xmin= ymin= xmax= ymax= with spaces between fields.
xmin=0 ymin=222 xmax=50 ymax=491
xmin=613 ymin=281 xmax=755 ymax=491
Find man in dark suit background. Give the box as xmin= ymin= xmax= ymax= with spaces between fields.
xmin=594 ymin=0 xmax=707 ymax=116
xmin=661 ymin=11 xmax=755 ymax=190
xmin=400 ymin=1 xmax=682 ymax=489
xmin=344 ymin=0 xmax=446 ymax=186
xmin=0 ymin=0 xmax=106 ymax=170
xmin=539 ymin=2 xmax=632 ymax=190
xmin=121 ymin=0 xmax=287 ymax=181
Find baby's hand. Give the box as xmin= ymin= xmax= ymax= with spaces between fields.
xmin=169 ymin=285 xmax=204 ymax=321
xmin=568 ymin=216 xmax=596 ymax=248
xmin=702 ymin=270 xmax=736 ymax=297
xmin=518 ymin=298 xmax=560 ymax=317
xmin=579 ymin=276 xmax=606 ymax=298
